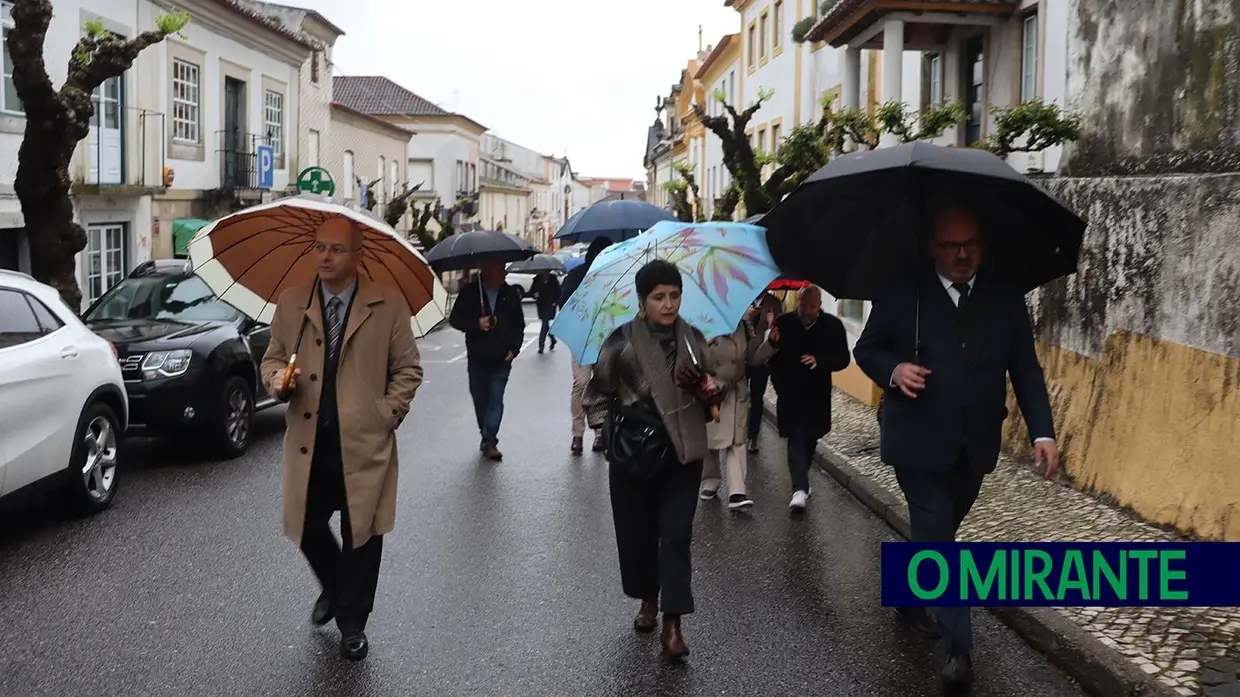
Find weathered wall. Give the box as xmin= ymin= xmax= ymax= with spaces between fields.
xmin=1065 ymin=0 xmax=1240 ymax=175
xmin=1002 ymin=174 xmax=1240 ymax=541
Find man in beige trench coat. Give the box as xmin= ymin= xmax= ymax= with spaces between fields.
xmin=261 ymin=216 xmax=423 ymax=661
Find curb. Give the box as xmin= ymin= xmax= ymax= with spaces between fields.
xmin=761 ymin=403 xmax=1182 ymax=697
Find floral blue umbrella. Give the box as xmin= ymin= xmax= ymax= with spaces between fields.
xmin=549 ymin=220 xmax=782 ymax=366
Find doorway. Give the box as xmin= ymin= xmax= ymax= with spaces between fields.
xmin=223 ymin=77 xmax=246 ymax=187
xmin=963 ymin=35 xmax=985 ymax=145
xmin=89 ymin=73 xmax=124 ymax=185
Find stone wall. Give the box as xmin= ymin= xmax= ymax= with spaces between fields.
xmin=1002 ymin=173 xmax=1240 ymax=542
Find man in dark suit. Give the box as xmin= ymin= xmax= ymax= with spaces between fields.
xmin=449 ymin=261 xmax=526 ymax=461
xmin=765 ymin=286 xmax=852 ymax=511
xmin=853 ymin=206 xmax=1061 ymax=688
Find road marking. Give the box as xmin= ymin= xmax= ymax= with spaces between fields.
xmin=448 ymin=351 xmax=468 ymax=363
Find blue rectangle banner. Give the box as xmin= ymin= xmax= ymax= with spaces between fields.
xmin=881 ymin=542 xmax=1240 ymax=607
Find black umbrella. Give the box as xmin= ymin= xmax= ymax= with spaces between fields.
xmin=760 ymin=142 xmax=1086 ymax=301
xmin=424 ymin=229 xmax=537 ymax=272
xmin=507 ymin=253 xmax=565 ymax=273
xmin=553 ymin=199 xmax=675 ymax=243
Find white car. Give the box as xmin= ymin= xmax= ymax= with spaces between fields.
xmin=0 ymin=270 xmax=128 ymax=513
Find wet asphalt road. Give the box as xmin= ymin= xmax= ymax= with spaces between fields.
xmin=0 ymin=306 xmax=1086 ymax=697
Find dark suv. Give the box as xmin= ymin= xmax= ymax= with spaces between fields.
xmin=81 ymin=259 xmax=277 ymax=458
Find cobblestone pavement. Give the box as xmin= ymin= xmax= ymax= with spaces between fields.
xmin=765 ymin=386 xmax=1240 ymax=697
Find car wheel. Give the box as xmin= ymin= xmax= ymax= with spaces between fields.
xmin=66 ymin=402 xmax=121 ymax=513
xmin=213 ymin=375 xmax=254 ymax=459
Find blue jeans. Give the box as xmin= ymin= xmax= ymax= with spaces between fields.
xmin=468 ymin=360 xmax=511 ymax=448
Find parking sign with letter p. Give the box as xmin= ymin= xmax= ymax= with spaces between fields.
xmin=257 ymin=144 xmax=275 ymax=189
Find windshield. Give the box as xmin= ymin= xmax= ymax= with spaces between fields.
xmin=84 ymin=275 xmax=240 ymax=323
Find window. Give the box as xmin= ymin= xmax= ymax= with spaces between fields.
xmin=171 ymin=58 xmax=200 ymax=144
xmin=760 ymin=11 xmax=769 ymax=60
xmin=1021 ymin=14 xmax=1038 ymax=102
xmin=84 ymin=223 xmax=127 ymax=304
xmin=928 ymin=54 xmax=942 ymax=107
xmin=310 ymin=50 xmax=320 ymax=84
xmin=1 ymin=1 xmax=22 ymax=114
xmin=757 ymin=127 xmax=767 ymax=157
xmin=390 ymin=159 xmax=398 ymax=196
xmin=748 ymin=24 xmax=756 ymax=67
xmin=264 ymin=89 xmax=284 ymax=155
xmin=0 ymin=289 xmax=44 ymax=349
xmin=771 ymin=124 xmax=782 ymax=158
xmin=729 ymin=71 xmax=735 ymax=105
xmin=84 ymin=275 xmax=239 ymax=324
xmin=343 ymin=150 xmax=354 ymax=198
xmin=456 ymin=159 xmax=465 ymax=192
xmin=773 ymin=1 xmax=783 ymax=50
xmin=27 ymin=294 xmax=61 ymax=332
xmin=838 ymin=299 xmax=865 ymax=325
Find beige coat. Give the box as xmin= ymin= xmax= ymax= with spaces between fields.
xmin=705 ymin=321 xmax=775 ymax=450
xmin=260 ymin=276 xmax=423 ymax=550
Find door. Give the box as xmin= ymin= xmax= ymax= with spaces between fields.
xmin=224 ymin=77 xmax=245 ymax=186
xmin=963 ymin=36 xmax=985 ymax=145
xmin=244 ymin=322 xmax=271 ymax=400
xmin=84 ymin=223 xmax=127 ymax=308
xmin=0 ymin=288 xmax=74 ymax=496
xmin=89 ymin=73 xmax=123 ymax=184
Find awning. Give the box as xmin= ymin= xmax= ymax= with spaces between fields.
xmin=172 ymin=218 xmax=210 ymax=257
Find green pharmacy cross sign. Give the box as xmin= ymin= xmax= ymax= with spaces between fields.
xmin=296 ymin=166 xmax=335 ymax=196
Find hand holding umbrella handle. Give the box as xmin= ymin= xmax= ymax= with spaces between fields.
xmin=278 ymin=354 xmax=299 ymax=398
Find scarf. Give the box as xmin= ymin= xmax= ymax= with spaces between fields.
xmin=627 ymin=317 xmax=709 ymax=465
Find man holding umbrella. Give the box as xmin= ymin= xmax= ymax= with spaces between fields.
xmin=449 ymin=261 xmax=526 ymax=461
xmin=261 ymin=216 xmax=424 ymax=661
xmin=853 ymin=205 xmax=1060 ymax=688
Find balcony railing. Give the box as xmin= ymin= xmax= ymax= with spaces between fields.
xmin=78 ymin=106 xmax=167 ymax=189
xmin=215 ymin=131 xmax=277 ymax=189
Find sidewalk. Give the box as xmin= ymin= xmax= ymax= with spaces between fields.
xmin=763 ymin=387 xmax=1240 ymax=697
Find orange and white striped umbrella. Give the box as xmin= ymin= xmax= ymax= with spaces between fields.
xmin=187 ymin=195 xmax=447 ymax=336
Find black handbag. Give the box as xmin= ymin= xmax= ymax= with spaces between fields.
xmin=604 ymin=397 xmax=676 ymax=479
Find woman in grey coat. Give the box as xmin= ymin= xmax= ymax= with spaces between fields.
xmin=584 ymin=260 xmax=723 ymax=663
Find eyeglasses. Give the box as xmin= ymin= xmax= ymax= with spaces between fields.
xmin=312 ymin=242 xmax=360 ymax=256
xmin=934 ymin=239 xmax=982 ymax=254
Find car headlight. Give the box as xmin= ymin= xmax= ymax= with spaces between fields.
xmin=141 ymin=349 xmax=193 ymax=379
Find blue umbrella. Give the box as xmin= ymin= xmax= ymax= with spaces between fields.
xmin=550 ymin=220 xmax=782 ymax=365
xmin=553 ymin=199 xmax=675 ymax=244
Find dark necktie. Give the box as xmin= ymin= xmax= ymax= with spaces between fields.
xmin=952 ymin=282 xmax=972 ymax=344
xmin=325 ymin=297 xmax=343 ymax=362
xmin=952 ymin=282 xmax=971 ymax=313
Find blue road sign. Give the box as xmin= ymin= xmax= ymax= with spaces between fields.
xmin=256 ymin=144 xmax=275 ymax=189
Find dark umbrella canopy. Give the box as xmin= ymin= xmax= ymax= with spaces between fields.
xmin=553 ymin=200 xmax=675 ymax=243
xmin=760 ymin=142 xmax=1087 ymax=300
xmin=507 ymin=253 xmax=565 ymax=273
xmin=424 ymin=230 xmax=537 ymax=272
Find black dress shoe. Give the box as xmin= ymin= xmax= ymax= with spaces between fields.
xmin=311 ymin=592 xmax=334 ymax=626
xmin=894 ymin=606 xmax=939 ymax=639
xmin=941 ymin=653 xmax=974 ymax=689
xmin=340 ymin=631 xmax=369 ymax=661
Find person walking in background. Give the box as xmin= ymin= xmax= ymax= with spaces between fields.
xmin=745 ymin=291 xmax=782 ymax=453
xmin=584 ymin=259 xmax=722 ymax=663
xmin=699 ymin=306 xmax=775 ymax=510
xmin=261 ymin=216 xmax=423 ymax=661
xmin=449 ymin=261 xmax=526 ymax=461
xmin=559 ymin=237 xmax=614 ymax=455
xmin=765 ymin=286 xmax=851 ymax=511
xmin=853 ymin=205 xmax=1059 ymax=689
xmin=529 ymin=269 xmax=561 ymax=354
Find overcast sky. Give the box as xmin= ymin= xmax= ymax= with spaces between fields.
xmin=292 ymin=0 xmax=738 ymax=180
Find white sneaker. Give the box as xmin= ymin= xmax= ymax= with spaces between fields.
xmin=789 ymin=490 xmax=809 ymax=510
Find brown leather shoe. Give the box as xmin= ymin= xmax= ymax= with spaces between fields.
xmin=661 ymin=614 xmax=689 ymax=662
xmin=483 ymin=445 xmax=503 ymax=461
xmin=571 ymin=437 xmax=584 ymax=455
xmin=633 ymin=600 xmax=658 ymax=633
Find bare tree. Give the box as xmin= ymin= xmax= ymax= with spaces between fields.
xmin=5 ymin=1 xmax=190 ymax=308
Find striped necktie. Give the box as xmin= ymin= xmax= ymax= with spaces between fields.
xmin=325 ymin=297 xmax=343 ymax=361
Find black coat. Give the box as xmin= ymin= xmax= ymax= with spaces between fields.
xmin=529 ymin=274 xmax=561 ymax=321
xmin=449 ymin=281 xmax=526 ymax=363
xmin=768 ymin=310 xmax=852 ymax=439
xmin=853 ymin=269 xmax=1055 ymax=475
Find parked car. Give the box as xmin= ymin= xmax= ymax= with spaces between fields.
xmin=505 ymin=267 xmax=537 ymax=297
xmin=0 ymin=269 xmax=128 ymax=513
xmin=81 ymin=259 xmax=276 ymax=459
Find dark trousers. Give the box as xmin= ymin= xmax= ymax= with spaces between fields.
xmin=746 ymin=367 xmax=768 ymax=442
xmin=538 ymin=318 xmax=556 ymax=351
xmin=786 ymin=420 xmax=818 ymax=493
xmin=468 ymin=360 xmax=511 ymax=448
xmin=608 ymin=459 xmax=704 ymax=615
xmin=893 ymin=449 xmax=985 ymax=655
xmin=300 ymin=425 xmax=384 ymax=635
